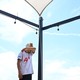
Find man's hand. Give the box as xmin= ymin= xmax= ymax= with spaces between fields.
xmin=18 ymin=72 xmax=23 ymax=79
xmin=17 ymin=59 xmax=23 ymax=79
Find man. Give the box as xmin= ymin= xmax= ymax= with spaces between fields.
xmin=17 ymin=43 xmax=36 ymax=80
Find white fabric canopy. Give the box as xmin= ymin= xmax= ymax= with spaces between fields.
xmin=25 ymin=0 xmax=53 ymax=15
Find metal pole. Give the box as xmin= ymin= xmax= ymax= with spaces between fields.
xmin=0 ymin=10 xmax=39 ymax=28
xmin=38 ymin=16 xmax=43 ymax=80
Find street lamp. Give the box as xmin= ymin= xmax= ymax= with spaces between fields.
xmin=24 ymin=1 xmax=53 ymax=80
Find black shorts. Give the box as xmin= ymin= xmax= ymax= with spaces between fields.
xmin=19 ymin=74 xmax=32 ymax=80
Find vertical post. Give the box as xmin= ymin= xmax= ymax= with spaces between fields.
xmin=38 ymin=16 xmax=43 ymax=80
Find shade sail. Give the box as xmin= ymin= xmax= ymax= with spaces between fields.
xmin=25 ymin=0 xmax=53 ymax=16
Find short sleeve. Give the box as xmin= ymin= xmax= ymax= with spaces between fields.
xmin=17 ymin=52 xmax=23 ymax=60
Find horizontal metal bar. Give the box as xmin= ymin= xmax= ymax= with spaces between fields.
xmin=0 ymin=10 xmax=39 ymax=28
xmin=43 ymin=15 xmax=80 ymax=30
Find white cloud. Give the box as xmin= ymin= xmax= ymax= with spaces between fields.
xmin=0 ymin=51 xmax=18 ymax=80
xmin=44 ymin=32 xmax=80 ymax=37
xmin=0 ymin=19 xmax=33 ymax=43
xmin=60 ymin=66 xmax=80 ymax=76
xmin=44 ymin=60 xmax=80 ymax=80
xmin=0 ymin=0 xmax=34 ymax=18
xmin=46 ymin=12 xmax=52 ymax=18
xmin=0 ymin=46 xmax=7 ymax=51
xmin=0 ymin=0 xmax=36 ymax=44
xmin=71 ymin=7 xmax=80 ymax=15
xmin=44 ymin=60 xmax=65 ymax=74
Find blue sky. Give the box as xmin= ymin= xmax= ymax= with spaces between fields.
xmin=0 ymin=0 xmax=80 ymax=80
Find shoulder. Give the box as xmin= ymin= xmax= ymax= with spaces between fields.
xmin=17 ymin=51 xmax=23 ymax=59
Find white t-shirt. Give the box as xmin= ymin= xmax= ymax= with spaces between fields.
xmin=17 ymin=51 xmax=34 ymax=75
